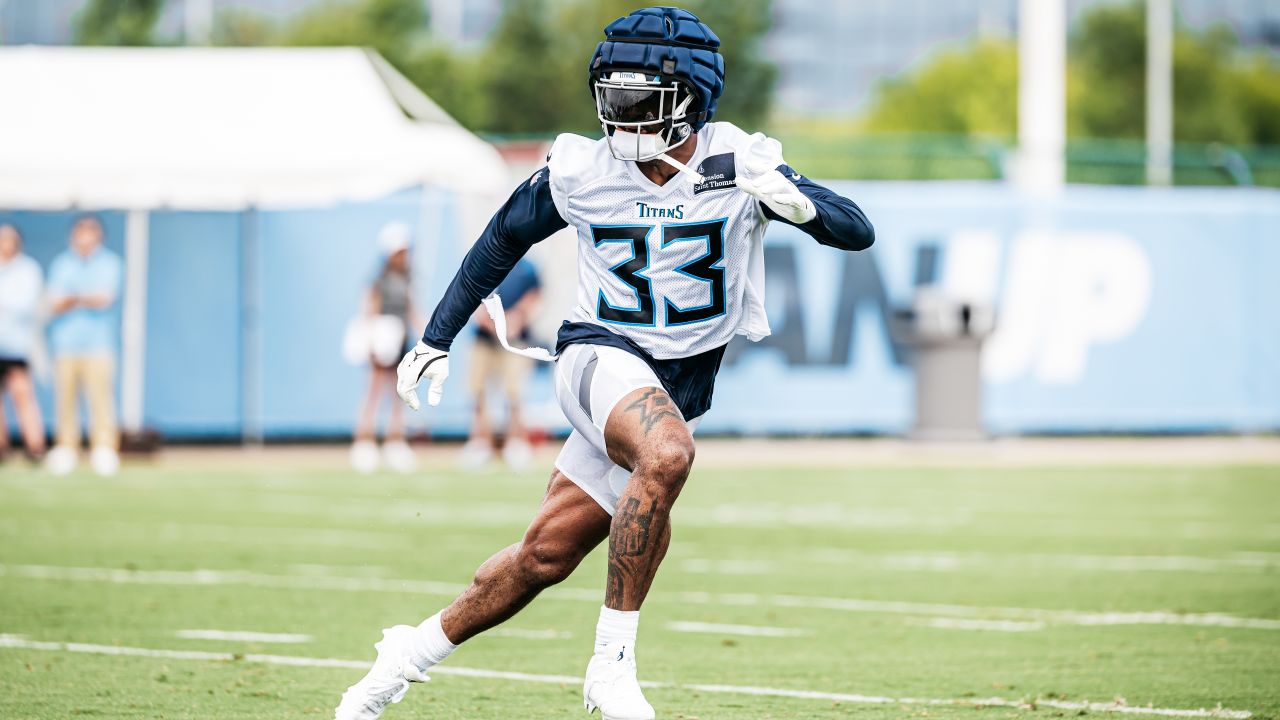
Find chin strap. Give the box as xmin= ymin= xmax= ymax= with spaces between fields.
xmin=481 ymin=294 xmax=556 ymax=362
xmin=656 ymin=152 xmax=704 ymax=184
xmin=655 ymin=98 xmax=703 ymax=182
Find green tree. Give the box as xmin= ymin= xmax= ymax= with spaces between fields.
xmin=1067 ymin=2 xmax=1146 ymax=139
xmin=499 ymin=0 xmax=777 ymax=134
xmin=398 ymin=45 xmax=487 ymax=129
xmin=860 ymin=0 xmax=1280 ymax=148
xmin=75 ymin=0 xmax=163 ymax=46
xmin=475 ymin=0 xmax=574 ymax=134
xmin=208 ymin=0 xmax=778 ymax=137
xmin=1232 ymin=54 xmax=1280 ymax=146
xmin=211 ymin=8 xmax=278 ymax=47
xmin=1067 ymin=2 xmax=1261 ymax=145
xmin=278 ymin=0 xmax=427 ymax=67
xmin=684 ymin=0 xmax=777 ymax=129
xmin=862 ymin=40 xmax=1018 ymax=138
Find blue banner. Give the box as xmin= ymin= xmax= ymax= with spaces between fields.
xmin=4 ymin=182 xmax=1277 ymax=438
xmin=705 ymin=183 xmax=1280 ymax=434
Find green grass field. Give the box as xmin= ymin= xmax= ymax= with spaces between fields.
xmin=1 ymin=447 xmax=1278 ymax=719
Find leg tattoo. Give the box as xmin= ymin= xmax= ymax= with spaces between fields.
xmin=622 ymin=388 xmax=682 ymax=435
xmin=606 ymin=496 xmax=668 ymax=608
xmin=610 ymin=497 xmax=656 ymax=556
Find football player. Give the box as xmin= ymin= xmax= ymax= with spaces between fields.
xmin=335 ymin=7 xmax=873 ymax=720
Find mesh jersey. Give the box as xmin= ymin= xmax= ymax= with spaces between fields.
xmin=547 ymin=122 xmax=772 ymax=360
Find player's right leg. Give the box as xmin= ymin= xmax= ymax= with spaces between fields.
xmin=551 ymin=345 xmax=695 ymax=720
xmin=334 ymin=470 xmax=611 ymax=720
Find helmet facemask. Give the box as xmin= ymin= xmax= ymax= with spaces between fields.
xmin=595 ymin=71 xmax=696 ymax=162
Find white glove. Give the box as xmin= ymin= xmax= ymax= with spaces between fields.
xmin=396 ymin=340 xmax=449 ymax=411
xmin=737 ymin=170 xmax=817 ymax=224
xmin=735 ymin=135 xmax=817 ymax=224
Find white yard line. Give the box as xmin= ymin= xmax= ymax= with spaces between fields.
xmin=923 ymin=618 xmax=1047 ymax=632
xmin=7 ymin=563 xmax=1279 ymax=631
xmin=666 ymin=621 xmax=811 ymax=637
xmin=680 ymin=504 xmax=974 ymax=530
xmin=0 ymin=634 xmax=1251 ymax=718
xmin=0 ymin=519 xmax=405 ymax=550
xmin=3 ymin=564 xmax=467 ymax=596
xmin=763 ymin=594 xmax=1280 ymax=630
xmin=679 ymin=558 xmax=778 ymax=575
xmin=285 ymin=564 xmax=393 ymax=578
xmin=805 ymin=549 xmax=1279 ymax=574
xmin=176 ymin=629 xmax=312 ymax=643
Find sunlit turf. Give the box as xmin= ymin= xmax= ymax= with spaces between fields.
xmin=1 ymin=451 xmax=1277 ymax=719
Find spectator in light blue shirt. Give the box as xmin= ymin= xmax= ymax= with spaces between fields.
xmin=44 ymin=215 xmax=123 ymax=477
xmin=0 ymin=223 xmax=47 ymax=463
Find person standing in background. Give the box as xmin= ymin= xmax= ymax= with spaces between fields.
xmin=351 ymin=222 xmax=420 ymax=474
xmin=44 ymin=215 xmax=122 ymax=477
xmin=459 ymin=258 xmax=541 ymax=471
xmin=0 ymin=224 xmax=47 ymax=464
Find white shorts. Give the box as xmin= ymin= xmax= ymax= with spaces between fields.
xmin=553 ymin=343 xmax=699 ymax=515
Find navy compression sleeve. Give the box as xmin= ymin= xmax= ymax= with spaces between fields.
xmin=420 ymin=169 xmax=567 ymax=350
xmin=762 ymin=165 xmax=875 ymax=251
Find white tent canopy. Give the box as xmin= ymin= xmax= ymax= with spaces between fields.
xmin=0 ymin=46 xmax=508 ymax=209
xmin=0 ymin=47 xmax=509 ymax=441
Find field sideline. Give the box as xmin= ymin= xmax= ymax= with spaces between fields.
xmin=1 ymin=439 xmax=1277 ymax=719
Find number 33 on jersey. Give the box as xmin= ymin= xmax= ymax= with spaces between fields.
xmin=548 ymin=122 xmax=772 ymax=361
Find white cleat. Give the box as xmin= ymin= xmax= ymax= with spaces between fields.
xmin=583 ymin=642 xmax=655 ymax=720
xmin=334 ymin=625 xmax=429 ymax=720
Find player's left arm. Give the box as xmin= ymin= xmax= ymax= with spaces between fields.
xmin=740 ymin=164 xmax=874 ymax=251
xmin=774 ymin=166 xmax=874 ymax=251
xmin=397 ymin=169 xmax=566 ymax=409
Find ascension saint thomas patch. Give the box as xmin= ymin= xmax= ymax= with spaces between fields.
xmin=693 ymin=152 xmax=736 ymax=195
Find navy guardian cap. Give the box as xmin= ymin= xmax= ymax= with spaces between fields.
xmin=589 ymin=7 xmax=726 ymax=162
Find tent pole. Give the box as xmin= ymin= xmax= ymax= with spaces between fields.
xmin=241 ymin=207 xmax=263 ymax=447
xmin=121 ymin=209 xmax=149 ymax=436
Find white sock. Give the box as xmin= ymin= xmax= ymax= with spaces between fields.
xmin=594 ymin=605 xmax=639 ymax=653
xmin=410 ymin=612 xmax=457 ymax=671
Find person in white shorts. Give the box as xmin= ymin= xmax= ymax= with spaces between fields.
xmin=554 ymin=344 xmax=703 ymax=514
xmin=334 ymin=7 xmax=875 ymax=720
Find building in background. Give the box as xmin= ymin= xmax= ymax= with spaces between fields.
xmin=3 ymin=0 xmax=1275 ymax=115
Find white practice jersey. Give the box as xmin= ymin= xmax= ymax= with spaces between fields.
xmin=547 ymin=121 xmax=772 ymax=360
